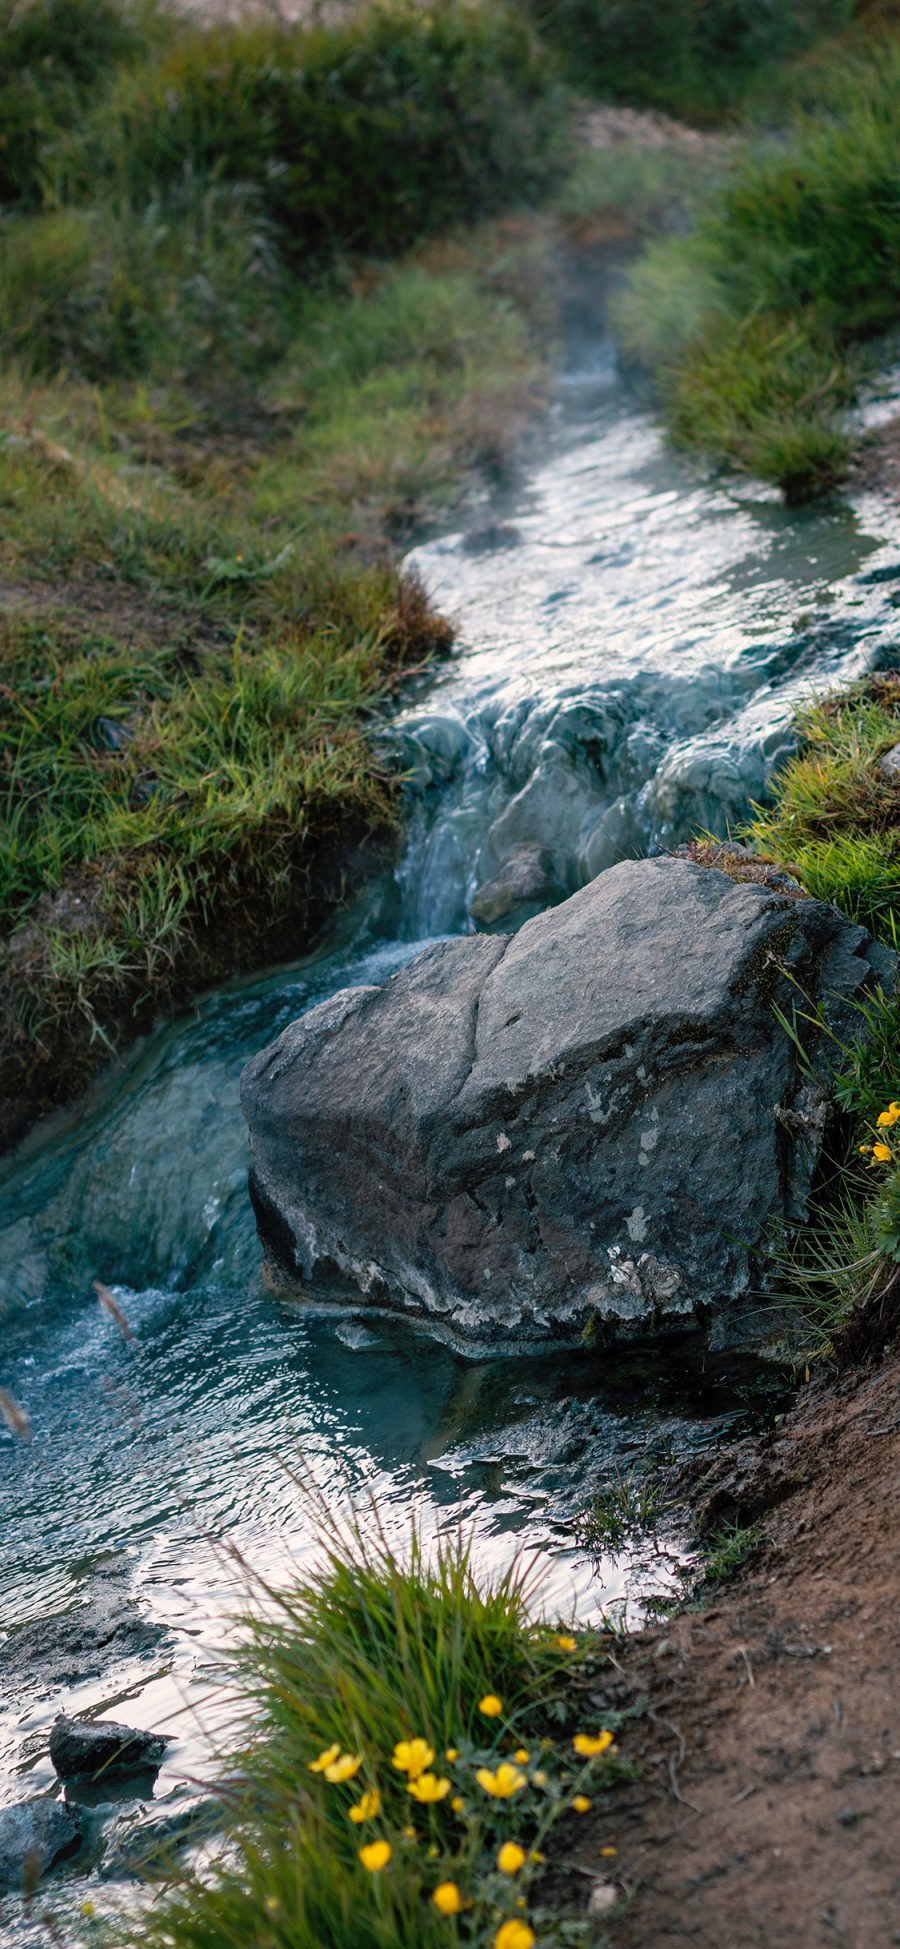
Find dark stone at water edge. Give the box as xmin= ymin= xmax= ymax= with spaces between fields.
xmin=49 ymin=1714 xmax=167 ymax=1782
xmin=241 ymin=858 xmax=895 ymax=1344
xmin=0 ymin=1799 xmax=79 ymax=1889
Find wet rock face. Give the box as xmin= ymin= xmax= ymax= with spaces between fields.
xmin=0 ymin=1798 xmax=79 ymax=1889
xmin=49 ymin=1715 xmax=167 ymax=1782
xmin=242 ymin=858 xmax=894 ymax=1344
xmin=469 ymin=846 xmax=562 ymax=930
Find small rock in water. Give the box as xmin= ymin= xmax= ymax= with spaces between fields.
xmin=335 ymin=1319 xmax=379 ymax=1350
xmin=469 ymin=846 xmax=562 ymax=930
xmin=49 ymin=1714 xmax=167 ymax=1782
xmin=0 ymin=1798 xmax=79 ymax=1889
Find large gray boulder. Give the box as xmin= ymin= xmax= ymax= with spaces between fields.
xmin=241 ymin=858 xmax=893 ymax=1344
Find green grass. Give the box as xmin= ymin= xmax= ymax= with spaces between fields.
xmin=613 ymin=28 xmax=900 ymax=498
xmin=745 ymin=675 xmax=900 ymax=1358
xmin=0 ymin=0 xmax=168 ymax=205
xmin=522 ymin=0 xmax=853 ymax=121
xmin=118 ymin=1514 xmax=625 ymax=1949
xmin=575 ymin=1468 xmax=663 ymax=1556
xmin=56 ymin=2 xmax=570 ymax=260
xmin=748 ymin=678 xmax=900 ymax=936
xmin=697 ymin=1519 xmax=761 ymax=1583
xmin=0 ymin=212 xmax=560 ymax=1135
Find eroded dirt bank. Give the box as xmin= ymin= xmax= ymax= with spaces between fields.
xmin=568 ymin=1312 xmax=900 ymax=1947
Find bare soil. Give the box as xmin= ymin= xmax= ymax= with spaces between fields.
xmin=567 ymin=1334 xmax=900 ymax=1948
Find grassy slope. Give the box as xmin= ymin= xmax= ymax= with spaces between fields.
xmin=0 ymin=0 xmax=575 ymax=1145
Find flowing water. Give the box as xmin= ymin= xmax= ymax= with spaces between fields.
xmin=2 ymin=266 xmax=900 ymax=1908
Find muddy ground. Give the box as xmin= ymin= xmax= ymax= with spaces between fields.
xmin=567 ymin=1323 xmax=900 ymax=1947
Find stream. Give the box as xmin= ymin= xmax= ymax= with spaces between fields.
xmin=2 ymin=262 xmax=899 ymax=1913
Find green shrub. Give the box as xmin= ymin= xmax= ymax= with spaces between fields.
xmin=0 ymin=0 xmax=164 ymax=204
xmin=0 ymin=180 xmax=289 ymax=381
xmin=61 ymin=2 xmax=570 ymax=261
xmin=523 ymin=0 xmax=852 ymax=118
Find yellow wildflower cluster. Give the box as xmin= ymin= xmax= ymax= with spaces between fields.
xmin=305 ymin=1661 xmax=619 ymax=1949
xmin=860 ymin=1102 xmax=900 ymax=1164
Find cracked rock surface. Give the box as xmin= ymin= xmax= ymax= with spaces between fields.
xmin=241 ymin=858 xmax=894 ymax=1343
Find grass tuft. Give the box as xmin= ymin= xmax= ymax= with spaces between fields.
xmin=121 ymin=1509 xmax=625 ymax=1949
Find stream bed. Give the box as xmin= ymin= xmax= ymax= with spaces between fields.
xmin=2 ymin=279 xmax=899 ymax=1916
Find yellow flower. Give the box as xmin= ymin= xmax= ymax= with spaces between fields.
xmin=877 ymin=1103 xmax=900 ymax=1127
xmin=497 ymin=1842 xmax=527 ymax=1874
xmin=476 ymin=1762 xmax=527 ymax=1799
xmin=514 ymin=1747 xmax=530 ymax=1763
xmin=348 ymin=1789 xmax=380 ymax=1824
xmin=601 ymin=1845 xmax=617 ymax=1857
xmin=529 ymin=1850 xmax=545 ymax=1864
xmin=264 ymin=1897 xmax=281 ymax=1916
xmin=859 ymin=1144 xmax=872 ymax=1154
xmin=408 ymin=1772 xmax=451 ymax=1803
xmin=81 ymin=1903 xmax=96 ymax=1919
xmin=432 ymin=1882 xmax=463 ymax=1915
xmin=479 ymin=1693 xmax=503 ymax=1717
xmin=393 ymin=1737 xmax=435 ymax=1778
xmin=359 ymin=1840 xmax=391 ymax=1872
xmin=445 ymin=1747 xmax=459 ymax=1762
xmin=495 ymin=1922 xmax=536 ymax=1949
xmin=324 ymin=1752 xmax=362 ymax=1783
xmin=573 ymin=1730 xmax=614 ymax=1759
xmin=872 ymin=1142 xmax=893 ymax=1163
xmin=533 ymin=1770 xmax=547 ymax=1787
xmin=451 ymin=1795 xmax=465 ymax=1813
xmin=308 ymin=1742 xmax=341 ymax=1773
xmin=404 ymin=1824 xmax=417 ymax=1839
xmin=555 ymin=1634 xmax=577 ymax=1652
xmin=572 ymin=1794 xmax=592 ymax=1813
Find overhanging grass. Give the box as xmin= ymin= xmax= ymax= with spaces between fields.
xmin=121 ymin=1512 xmax=625 ymax=1949
xmin=612 ymin=30 xmax=900 ymax=499
xmin=747 ymin=675 xmax=900 ymax=1356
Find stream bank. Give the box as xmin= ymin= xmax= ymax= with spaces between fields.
xmin=561 ymin=1317 xmax=900 ymax=1947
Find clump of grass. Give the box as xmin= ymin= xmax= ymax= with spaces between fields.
xmin=59 ymin=2 xmax=571 ymax=261
xmin=122 ymin=1513 xmax=625 ymax=1949
xmin=748 ymin=676 xmax=900 ymax=937
xmin=745 ymin=673 xmax=900 ymax=1358
xmin=575 ymin=1467 xmax=662 ymax=1555
xmin=613 ymin=33 xmax=900 ymax=498
xmin=522 ymin=0 xmax=852 ymax=121
xmin=697 ymin=1518 xmax=761 ymax=1583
